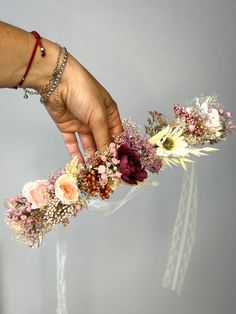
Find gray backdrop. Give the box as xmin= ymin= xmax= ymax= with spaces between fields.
xmin=0 ymin=0 xmax=236 ymax=313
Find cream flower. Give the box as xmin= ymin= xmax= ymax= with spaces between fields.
xmin=149 ymin=125 xmax=218 ymax=170
xmin=149 ymin=126 xmax=194 ymax=170
xmin=149 ymin=126 xmax=190 ymax=158
xmin=22 ymin=180 xmax=50 ymax=209
xmin=65 ymin=157 xmax=83 ymax=178
xmin=55 ymin=174 xmax=80 ymax=205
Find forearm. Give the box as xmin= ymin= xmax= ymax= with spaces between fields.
xmin=0 ymin=21 xmax=58 ymax=90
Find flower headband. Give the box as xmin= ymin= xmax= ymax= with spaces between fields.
xmin=5 ymin=94 xmax=235 ymax=247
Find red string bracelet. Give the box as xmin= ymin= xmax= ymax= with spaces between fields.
xmin=14 ymin=31 xmax=46 ymax=89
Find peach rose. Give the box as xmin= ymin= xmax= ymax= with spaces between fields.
xmin=55 ymin=174 xmax=80 ymax=205
xmin=22 ymin=180 xmax=50 ymax=209
xmin=8 ymin=221 xmax=22 ymax=232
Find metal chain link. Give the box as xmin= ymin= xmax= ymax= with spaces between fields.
xmin=40 ymin=47 xmax=68 ymax=104
xmin=23 ymin=44 xmax=67 ymax=105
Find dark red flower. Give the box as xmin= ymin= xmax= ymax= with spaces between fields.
xmin=117 ymin=144 xmax=147 ymax=185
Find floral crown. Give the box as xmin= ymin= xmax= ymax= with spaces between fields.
xmin=5 ymin=95 xmax=235 ymax=247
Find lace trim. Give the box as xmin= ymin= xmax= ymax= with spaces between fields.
xmin=57 ymin=229 xmax=68 ymax=314
xmin=163 ymin=163 xmax=198 ymax=294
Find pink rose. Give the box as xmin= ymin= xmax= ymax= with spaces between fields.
xmin=55 ymin=174 xmax=80 ymax=205
xmin=22 ymin=180 xmax=50 ymax=209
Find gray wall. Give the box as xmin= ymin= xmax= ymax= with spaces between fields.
xmin=0 ymin=0 xmax=236 ymax=313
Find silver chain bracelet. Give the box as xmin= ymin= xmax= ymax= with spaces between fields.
xmin=40 ymin=47 xmax=68 ymax=104
xmin=39 ymin=44 xmax=62 ymax=96
xmin=22 ymin=45 xmax=68 ymax=105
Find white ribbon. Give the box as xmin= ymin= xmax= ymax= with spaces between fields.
xmin=55 ymin=167 xmax=197 ymax=312
xmin=56 ymin=228 xmax=68 ymax=314
xmin=86 ymin=174 xmax=158 ymax=216
xmin=162 ymin=163 xmax=198 ymax=294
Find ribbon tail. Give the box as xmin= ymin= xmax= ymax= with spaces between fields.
xmin=162 ymin=163 xmax=198 ymax=294
xmin=56 ymin=228 xmax=68 ymax=314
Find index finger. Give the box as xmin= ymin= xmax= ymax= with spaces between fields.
xmin=89 ymin=108 xmax=111 ymax=152
xmin=107 ymin=100 xmax=123 ymax=139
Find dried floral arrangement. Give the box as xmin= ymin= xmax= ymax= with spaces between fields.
xmin=5 ymin=95 xmax=235 ymax=247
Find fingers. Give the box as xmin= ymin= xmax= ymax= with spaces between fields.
xmin=79 ymin=131 xmax=96 ymax=157
xmin=107 ymin=100 xmax=123 ymax=138
xmin=60 ymin=99 xmax=122 ymax=157
xmin=61 ymin=132 xmax=84 ymax=162
xmin=88 ymin=99 xmax=123 ymax=152
xmin=89 ymin=108 xmax=111 ymax=152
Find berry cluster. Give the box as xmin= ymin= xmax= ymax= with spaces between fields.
xmin=81 ymin=167 xmax=112 ymax=200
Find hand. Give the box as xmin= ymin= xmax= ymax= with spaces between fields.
xmin=44 ymin=53 xmax=123 ymax=162
xmin=0 ymin=21 xmax=123 ymax=161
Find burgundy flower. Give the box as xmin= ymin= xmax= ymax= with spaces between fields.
xmin=117 ymin=144 xmax=147 ymax=185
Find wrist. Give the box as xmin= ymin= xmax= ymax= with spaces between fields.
xmin=21 ymin=36 xmax=59 ymax=92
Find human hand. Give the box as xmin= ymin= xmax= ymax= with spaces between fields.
xmin=0 ymin=22 xmax=123 ymax=162
xmin=43 ymin=53 xmax=123 ymax=162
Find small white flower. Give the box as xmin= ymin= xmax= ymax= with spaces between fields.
xmin=98 ymin=165 xmax=106 ymax=174
xmin=206 ymin=108 xmax=221 ymax=128
xmin=200 ymin=101 xmax=209 ymax=114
